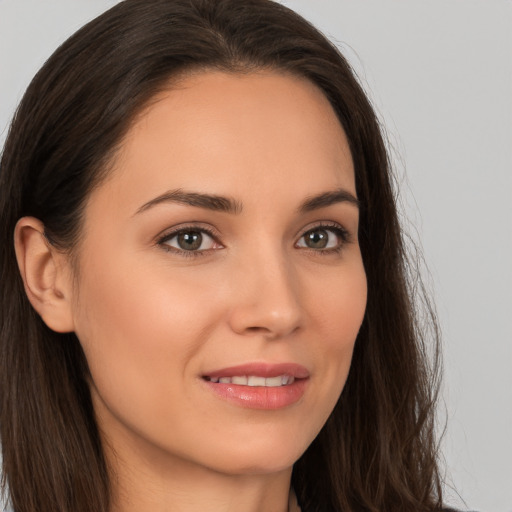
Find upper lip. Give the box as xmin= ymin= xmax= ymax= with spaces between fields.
xmin=203 ymin=362 xmax=310 ymax=379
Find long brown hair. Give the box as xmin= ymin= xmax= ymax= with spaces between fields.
xmin=0 ymin=1 xmax=442 ymax=511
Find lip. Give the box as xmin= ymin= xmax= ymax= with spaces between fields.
xmin=201 ymin=362 xmax=309 ymax=410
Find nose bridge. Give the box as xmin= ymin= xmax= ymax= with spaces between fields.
xmin=228 ymin=240 xmax=303 ymax=338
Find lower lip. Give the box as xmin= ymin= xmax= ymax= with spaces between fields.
xmin=203 ymin=379 xmax=308 ymax=410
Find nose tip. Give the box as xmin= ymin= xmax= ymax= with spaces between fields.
xmin=241 ymin=308 xmax=301 ymax=339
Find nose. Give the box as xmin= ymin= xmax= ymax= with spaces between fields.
xmin=227 ymin=249 xmax=303 ymax=340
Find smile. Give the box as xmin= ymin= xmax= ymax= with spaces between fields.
xmin=204 ymin=375 xmax=295 ymax=386
xmin=201 ymin=363 xmax=309 ymax=409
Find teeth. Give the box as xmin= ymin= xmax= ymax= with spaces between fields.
xmin=247 ymin=376 xmax=266 ymax=387
xmin=206 ymin=375 xmax=295 ymax=387
xmin=265 ymin=376 xmax=283 ymax=387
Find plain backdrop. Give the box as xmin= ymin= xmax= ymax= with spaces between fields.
xmin=1 ymin=1 xmax=511 ymax=511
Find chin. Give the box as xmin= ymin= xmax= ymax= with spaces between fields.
xmin=198 ymin=434 xmax=310 ymax=476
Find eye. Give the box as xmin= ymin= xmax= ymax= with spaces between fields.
xmin=296 ymin=225 xmax=349 ymax=252
xmin=158 ymin=227 xmax=220 ymax=254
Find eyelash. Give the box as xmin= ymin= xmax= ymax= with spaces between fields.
xmin=156 ymin=222 xmax=351 ymax=258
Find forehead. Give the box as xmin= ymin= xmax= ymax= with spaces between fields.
xmin=92 ymin=71 xmax=355 ymax=216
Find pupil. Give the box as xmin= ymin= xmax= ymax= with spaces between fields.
xmin=306 ymin=230 xmax=328 ymax=249
xmin=178 ymin=231 xmax=202 ymax=250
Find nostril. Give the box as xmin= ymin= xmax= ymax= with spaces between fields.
xmin=246 ymin=326 xmax=269 ymax=333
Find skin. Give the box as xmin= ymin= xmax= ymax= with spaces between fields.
xmin=16 ymin=71 xmax=367 ymax=512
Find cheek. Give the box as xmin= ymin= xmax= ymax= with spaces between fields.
xmin=309 ymin=257 xmax=367 ymax=352
xmin=71 ymin=257 xmax=221 ymax=424
xmin=298 ymin=258 xmax=367 ymax=427
xmin=75 ymin=252 xmax=218 ymax=349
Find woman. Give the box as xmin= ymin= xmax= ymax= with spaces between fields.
xmin=0 ymin=0 xmax=444 ymax=511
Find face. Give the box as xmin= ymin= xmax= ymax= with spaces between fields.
xmin=69 ymin=71 xmax=367 ymax=476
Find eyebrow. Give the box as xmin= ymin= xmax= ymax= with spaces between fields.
xmin=135 ymin=187 xmax=359 ymax=216
xmin=298 ymin=188 xmax=360 ymax=213
xmin=135 ymin=189 xmax=243 ymax=215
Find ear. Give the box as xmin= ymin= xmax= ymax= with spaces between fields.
xmin=14 ymin=217 xmax=75 ymax=333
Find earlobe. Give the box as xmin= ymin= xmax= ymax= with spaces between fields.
xmin=14 ymin=217 xmax=75 ymax=333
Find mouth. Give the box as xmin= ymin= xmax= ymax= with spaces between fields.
xmin=203 ymin=375 xmax=296 ymax=387
xmin=201 ymin=363 xmax=309 ymax=409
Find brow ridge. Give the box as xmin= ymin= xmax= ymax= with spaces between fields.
xmin=299 ymin=189 xmax=360 ymax=212
xmin=135 ymin=188 xmax=243 ymax=215
xmin=135 ymin=187 xmax=358 ymax=216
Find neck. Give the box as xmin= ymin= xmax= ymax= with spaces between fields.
xmin=106 ymin=436 xmax=294 ymax=512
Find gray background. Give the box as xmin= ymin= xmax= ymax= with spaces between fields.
xmin=0 ymin=1 xmax=510 ymax=511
